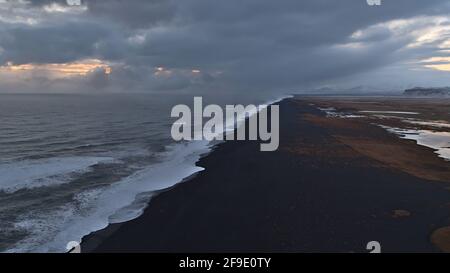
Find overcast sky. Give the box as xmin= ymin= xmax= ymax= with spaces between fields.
xmin=0 ymin=0 xmax=450 ymax=94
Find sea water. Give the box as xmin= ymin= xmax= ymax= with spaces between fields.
xmin=0 ymin=93 xmax=288 ymax=252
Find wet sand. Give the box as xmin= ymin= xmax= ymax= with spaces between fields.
xmin=81 ymin=97 xmax=450 ymax=253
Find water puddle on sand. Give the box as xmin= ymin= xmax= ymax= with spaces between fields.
xmin=315 ymin=105 xmax=450 ymax=161
xmin=380 ymin=126 xmax=450 ymax=161
xmin=317 ymin=107 xmax=365 ymax=118
xmin=403 ymin=120 xmax=450 ymax=129
xmin=359 ymin=111 xmax=419 ymax=115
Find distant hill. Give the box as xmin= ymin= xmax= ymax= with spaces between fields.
xmin=404 ymin=87 xmax=450 ymax=96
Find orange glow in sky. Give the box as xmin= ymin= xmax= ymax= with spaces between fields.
xmin=0 ymin=59 xmax=112 ymax=77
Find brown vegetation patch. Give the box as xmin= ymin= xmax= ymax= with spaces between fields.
xmin=431 ymin=226 xmax=450 ymax=253
xmin=303 ymin=97 xmax=450 ymax=123
xmin=335 ymin=135 xmax=450 ymax=182
xmin=301 ymin=109 xmax=450 ymax=183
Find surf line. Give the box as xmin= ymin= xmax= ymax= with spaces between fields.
xmin=171 ymin=96 xmax=279 ymax=151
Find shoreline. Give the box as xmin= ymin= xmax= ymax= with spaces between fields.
xmin=81 ymin=97 xmax=450 ymax=253
xmin=79 ymin=95 xmax=291 ymax=252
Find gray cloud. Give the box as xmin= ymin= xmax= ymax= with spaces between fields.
xmin=0 ymin=22 xmax=119 ymax=64
xmin=1 ymin=0 xmax=450 ymax=94
xmin=27 ymin=0 xmax=176 ymax=28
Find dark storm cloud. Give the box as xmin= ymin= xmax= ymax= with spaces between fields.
xmin=86 ymin=0 xmax=176 ymax=28
xmin=27 ymin=0 xmax=177 ymax=28
xmin=0 ymin=21 xmax=123 ymax=64
xmin=127 ymin=0 xmax=449 ymax=91
xmin=1 ymin=0 xmax=450 ymax=93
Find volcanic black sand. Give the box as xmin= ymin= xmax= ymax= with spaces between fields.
xmin=82 ymin=97 xmax=450 ymax=253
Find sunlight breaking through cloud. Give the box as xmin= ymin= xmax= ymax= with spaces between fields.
xmin=0 ymin=59 xmax=112 ymax=77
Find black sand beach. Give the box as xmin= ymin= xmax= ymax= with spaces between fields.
xmin=82 ymin=97 xmax=450 ymax=253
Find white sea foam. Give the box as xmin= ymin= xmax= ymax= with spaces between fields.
xmin=222 ymin=95 xmax=293 ymax=135
xmin=0 ymin=156 xmax=116 ymax=193
xmin=3 ymin=141 xmax=209 ymax=252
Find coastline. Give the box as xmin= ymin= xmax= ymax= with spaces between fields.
xmin=81 ymin=97 xmax=450 ymax=253
xmin=79 ymin=95 xmax=291 ymax=252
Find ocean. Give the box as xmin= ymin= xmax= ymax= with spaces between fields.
xmin=0 ymin=92 xmax=286 ymax=252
